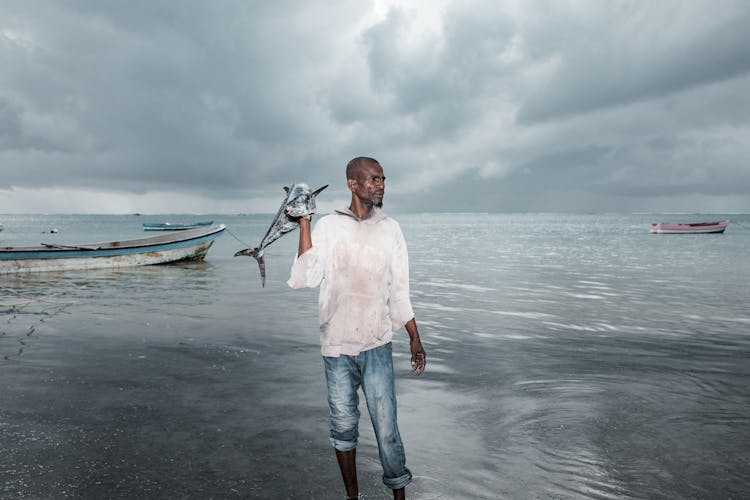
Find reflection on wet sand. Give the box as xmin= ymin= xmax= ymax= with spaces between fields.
xmin=1 ymin=288 xmax=74 ymax=361
xmin=2 ymin=213 xmax=750 ymax=498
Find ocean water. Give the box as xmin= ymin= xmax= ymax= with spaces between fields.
xmin=1 ymin=213 xmax=749 ymax=499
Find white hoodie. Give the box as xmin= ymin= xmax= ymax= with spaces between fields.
xmin=287 ymin=207 xmax=415 ymax=357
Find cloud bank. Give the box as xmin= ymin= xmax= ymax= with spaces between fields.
xmin=1 ymin=0 xmax=748 ymax=213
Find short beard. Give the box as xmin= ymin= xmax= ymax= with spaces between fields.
xmin=374 ymin=201 xmax=383 ymax=208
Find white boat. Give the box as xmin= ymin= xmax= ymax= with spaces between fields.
xmin=650 ymin=220 xmax=730 ymax=234
xmin=0 ymin=224 xmax=225 ymax=273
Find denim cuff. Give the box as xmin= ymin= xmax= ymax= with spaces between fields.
xmin=383 ymin=467 xmax=412 ymax=490
xmin=331 ymin=437 xmax=357 ymax=452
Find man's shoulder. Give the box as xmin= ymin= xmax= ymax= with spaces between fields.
xmin=377 ymin=211 xmax=401 ymax=229
xmin=315 ymin=211 xmax=348 ymax=231
xmin=317 ymin=208 xmax=398 ymax=228
xmin=319 ymin=210 xmax=350 ymax=222
xmin=370 ymin=208 xmax=399 ymax=225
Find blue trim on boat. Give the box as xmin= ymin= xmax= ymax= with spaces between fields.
xmin=1 ymin=226 xmax=225 ymax=261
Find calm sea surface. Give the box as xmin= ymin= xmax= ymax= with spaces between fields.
xmin=2 ymin=213 xmax=749 ymax=499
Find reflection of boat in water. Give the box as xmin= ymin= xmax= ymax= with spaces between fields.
xmin=650 ymin=220 xmax=730 ymax=234
xmin=142 ymin=220 xmax=214 ymax=231
xmin=0 ymin=224 xmax=225 ymax=273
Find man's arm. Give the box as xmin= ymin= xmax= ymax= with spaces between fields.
xmin=297 ymin=216 xmax=313 ymax=257
xmin=405 ymin=318 xmax=426 ymax=375
xmin=288 ymin=216 xmax=323 ymax=289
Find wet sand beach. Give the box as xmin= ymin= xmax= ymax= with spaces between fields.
xmin=3 ymin=213 xmax=750 ymax=499
xmin=1 ymin=298 xmax=438 ymax=499
xmin=1 ymin=259 xmax=453 ymax=500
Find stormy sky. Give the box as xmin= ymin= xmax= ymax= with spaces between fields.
xmin=1 ymin=0 xmax=749 ymax=214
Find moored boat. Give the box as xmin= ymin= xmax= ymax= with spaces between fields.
xmin=650 ymin=220 xmax=730 ymax=234
xmin=142 ymin=220 xmax=214 ymax=231
xmin=0 ymin=224 xmax=225 ymax=273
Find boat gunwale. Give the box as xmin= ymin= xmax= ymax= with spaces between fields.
xmin=651 ymin=220 xmax=728 ymax=228
xmin=142 ymin=220 xmax=214 ymax=231
xmin=0 ymin=224 xmax=226 ymax=256
xmin=650 ymin=220 xmax=729 ymax=232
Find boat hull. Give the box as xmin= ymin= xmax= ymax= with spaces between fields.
xmin=650 ymin=220 xmax=729 ymax=234
xmin=0 ymin=224 xmax=225 ymax=273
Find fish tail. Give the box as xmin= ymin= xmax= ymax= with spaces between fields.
xmin=234 ymin=247 xmax=267 ymax=287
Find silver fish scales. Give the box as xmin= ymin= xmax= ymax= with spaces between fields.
xmin=235 ymin=182 xmax=327 ymax=287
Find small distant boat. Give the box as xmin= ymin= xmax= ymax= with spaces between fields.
xmin=650 ymin=220 xmax=730 ymax=234
xmin=142 ymin=220 xmax=214 ymax=231
xmin=0 ymin=224 xmax=225 ymax=273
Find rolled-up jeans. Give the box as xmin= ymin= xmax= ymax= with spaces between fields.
xmin=323 ymin=342 xmax=412 ymax=490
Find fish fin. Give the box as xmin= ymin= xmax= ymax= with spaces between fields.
xmin=311 ymin=184 xmax=329 ymax=197
xmin=257 ymin=252 xmax=266 ymax=287
xmin=234 ymin=247 xmax=257 ymax=257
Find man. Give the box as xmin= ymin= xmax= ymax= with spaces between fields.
xmin=288 ymin=157 xmax=426 ymax=500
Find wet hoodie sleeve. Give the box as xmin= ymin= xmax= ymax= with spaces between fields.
xmin=287 ymin=219 xmax=325 ymax=289
xmin=388 ymin=222 xmax=415 ymax=330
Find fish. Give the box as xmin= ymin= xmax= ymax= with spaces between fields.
xmin=235 ymin=182 xmax=328 ymax=287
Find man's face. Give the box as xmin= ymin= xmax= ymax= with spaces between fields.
xmin=350 ymin=162 xmax=386 ymax=208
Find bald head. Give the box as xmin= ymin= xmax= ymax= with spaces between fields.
xmin=345 ymin=156 xmax=386 ymax=211
xmin=346 ymin=157 xmax=380 ymax=180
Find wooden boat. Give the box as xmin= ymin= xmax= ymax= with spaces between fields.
xmin=650 ymin=220 xmax=730 ymax=234
xmin=142 ymin=220 xmax=214 ymax=231
xmin=0 ymin=224 xmax=225 ymax=273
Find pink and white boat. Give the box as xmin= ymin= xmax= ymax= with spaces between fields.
xmin=650 ymin=220 xmax=730 ymax=234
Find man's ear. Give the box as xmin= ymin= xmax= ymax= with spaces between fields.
xmin=347 ymin=178 xmax=357 ymax=192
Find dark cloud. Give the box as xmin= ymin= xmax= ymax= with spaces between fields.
xmin=1 ymin=0 xmax=748 ymax=213
xmin=517 ymin=4 xmax=750 ymax=123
